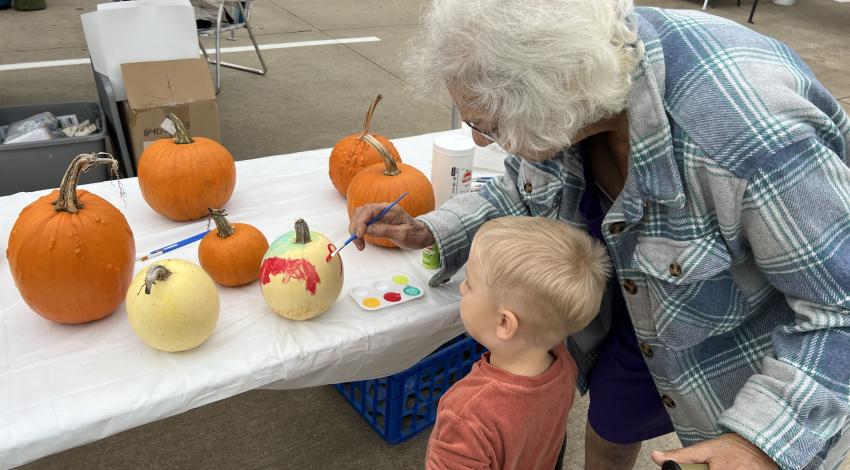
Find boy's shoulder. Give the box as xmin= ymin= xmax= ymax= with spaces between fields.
xmin=439 ymin=346 xmax=578 ymax=420
xmin=438 ymin=363 xmax=499 ymax=420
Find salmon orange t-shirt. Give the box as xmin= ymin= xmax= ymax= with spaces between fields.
xmin=425 ymin=344 xmax=578 ymax=470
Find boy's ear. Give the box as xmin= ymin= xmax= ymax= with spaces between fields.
xmin=495 ymin=307 xmax=519 ymax=341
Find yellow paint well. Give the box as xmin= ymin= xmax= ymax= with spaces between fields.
xmin=362 ymin=297 xmax=381 ymax=308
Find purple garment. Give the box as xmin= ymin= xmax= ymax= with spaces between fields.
xmin=580 ymin=151 xmax=674 ymax=444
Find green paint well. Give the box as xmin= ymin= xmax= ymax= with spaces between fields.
xmin=403 ymin=286 xmax=420 ymax=296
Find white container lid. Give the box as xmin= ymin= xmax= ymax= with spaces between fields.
xmin=433 ymin=132 xmax=476 ymax=157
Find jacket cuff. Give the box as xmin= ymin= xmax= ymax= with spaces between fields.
xmin=717 ymin=370 xmax=833 ymax=469
xmin=417 ymin=208 xmax=472 ymax=287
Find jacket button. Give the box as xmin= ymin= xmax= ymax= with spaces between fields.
xmin=623 ymin=279 xmax=637 ymax=295
xmin=609 ymin=222 xmax=627 ymax=234
xmin=640 ymin=342 xmax=654 ymax=357
xmin=661 ymin=395 xmax=675 ymax=409
xmin=524 ymin=182 xmax=533 ymax=193
xmin=669 ymin=263 xmax=682 ymax=277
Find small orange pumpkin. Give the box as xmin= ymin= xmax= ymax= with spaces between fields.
xmin=329 ymin=94 xmax=402 ymax=198
xmin=198 ymin=209 xmax=269 ymax=287
xmin=138 ymin=113 xmax=236 ymax=221
xmin=6 ymin=153 xmax=135 ymax=324
xmin=346 ymin=136 xmax=435 ymax=248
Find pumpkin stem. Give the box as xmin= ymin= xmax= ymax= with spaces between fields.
xmin=358 ymin=94 xmax=383 ymax=138
xmin=294 ymin=218 xmax=312 ymax=244
xmin=168 ymin=113 xmax=194 ymax=145
xmin=362 ymin=134 xmax=401 ymax=176
xmin=54 ymin=153 xmax=121 ymax=213
xmin=208 ymin=208 xmax=236 ymax=238
xmin=143 ymin=265 xmax=172 ymax=295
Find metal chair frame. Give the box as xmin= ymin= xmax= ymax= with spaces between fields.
xmin=701 ymin=0 xmax=760 ymax=24
xmin=197 ymin=0 xmax=267 ymax=95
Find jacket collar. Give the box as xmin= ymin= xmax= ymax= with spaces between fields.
xmin=625 ymin=12 xmax=686 ymax=210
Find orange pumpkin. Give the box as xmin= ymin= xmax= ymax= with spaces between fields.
xmin=6 ymin=153 xmax=135 ymax=324
xmin=329 ymin=94 xmax=402 ymax=198
xmin=138 ymin=113 xmax=236 ymax=221
xmin=346 ymin=135 xmax=435 ymax=248
xmin=198 ymin=208 xmax=269 ymax=287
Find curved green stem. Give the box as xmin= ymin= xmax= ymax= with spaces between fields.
xmin=294 ymin=218 xmax=311 ymax=244
xmin=208 ymin=208 xmax=236 ymax=238
xmin=358 ymin=94 xmax=382 ymax=138
xmin=168 ymin=113 xmax=194 ymax=144
xmin=53 ymin=153 xmax=120 ymax=213
xmin=362 ymin=134 xmax=401 ymax=176
xmin=144 ymin=265 xmax=172 ymax=295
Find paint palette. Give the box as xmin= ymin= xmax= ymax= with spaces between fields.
xmin=349 ymin=273 xmax=425 ymax=311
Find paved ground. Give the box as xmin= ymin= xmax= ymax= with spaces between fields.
xmin=2 ymin=0 xmax=849 ymax=468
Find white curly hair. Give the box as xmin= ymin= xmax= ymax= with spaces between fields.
xmin=405 ymin=0 xmax=643 ymax=156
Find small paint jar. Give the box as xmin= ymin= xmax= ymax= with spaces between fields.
xmin=422 ymin=243 xmax=441 ymax=269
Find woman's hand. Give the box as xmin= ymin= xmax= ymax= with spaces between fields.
xmin=347 ymin=203 xmax=435 ymax=250
xmin=650 ymin=433 xmax=777 ymax=470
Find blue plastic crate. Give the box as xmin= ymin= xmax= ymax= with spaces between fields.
xmin=335 ymin=334 xmax=486 ymax=444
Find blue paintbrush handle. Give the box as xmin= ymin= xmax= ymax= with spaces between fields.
xmin=338 ymin=192 xmax=408 ymax=251
xmin=150 ymin=231 xmax=208 ymax=256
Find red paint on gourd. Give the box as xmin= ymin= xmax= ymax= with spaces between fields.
xmin=259 ymin=257 xmax=320 ymax=295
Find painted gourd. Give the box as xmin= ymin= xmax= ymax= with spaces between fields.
xmin=198 ymin=209 xmax=269 ymax=287
xmin=6 ymin=153 xmax=134 ymax=324
xmin=137 ymin=113 xmax=236 ymax=221
xmin=346 ymin=136 xmax=435 ymax=248
xmin=328 ymin=94 xmax=402 ymax=198
xmin=126 ymin=259 xmax=220 ymax=352
xmin=259 ymin=219 xmax=343 ymax=320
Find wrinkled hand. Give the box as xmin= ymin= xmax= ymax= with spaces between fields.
xmin=347 ymin=203 xmax=435 ymax=250
xmin=651 ymin=433 xmax=777 ymax=470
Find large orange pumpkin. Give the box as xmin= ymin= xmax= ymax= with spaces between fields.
xmin=138 ymin=113 xmax=236 ymax=221
xmin=6 ymin=153 xmax=135 ymax=324
xmin=328 ymin=94 xmax=402 ymax=198
xmin=198 ymin=208 xmax=269 ymax=287
xmin=346 ymin=135 xmax=435 ymax=248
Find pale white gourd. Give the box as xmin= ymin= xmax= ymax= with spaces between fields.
xmin=126 ymin=259 xmax=220 ymax=352
xmin=259 ymin=219 xmax=343 ymax=320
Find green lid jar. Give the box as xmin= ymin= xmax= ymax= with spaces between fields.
xmin=422 ymin=243 xmax=441 ymax=269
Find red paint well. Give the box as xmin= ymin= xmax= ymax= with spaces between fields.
xmin=383 ymin=292 xmax=402 ymax=302
xmin=259 ymin=257 xmax=321 ymax=294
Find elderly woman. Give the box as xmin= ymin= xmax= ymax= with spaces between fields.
xmin=349 ymin=0 xmax=850 ymax=468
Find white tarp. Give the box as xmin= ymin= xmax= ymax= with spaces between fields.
xmin=0 ymin=131 xmax=505 ymax=468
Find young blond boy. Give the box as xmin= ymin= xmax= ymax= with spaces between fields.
xmin=425 ymin=216 xmax=611 ymax=470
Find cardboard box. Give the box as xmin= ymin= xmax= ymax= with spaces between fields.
xmin=120 ymin=58 xmax=221 ymax=165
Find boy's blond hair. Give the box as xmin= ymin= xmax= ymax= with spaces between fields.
xmin=469 ymin=216 xmax=611 ymax=348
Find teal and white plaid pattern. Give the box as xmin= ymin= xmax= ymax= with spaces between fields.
xmin=419 ymin=8 xmax=850 ymax=469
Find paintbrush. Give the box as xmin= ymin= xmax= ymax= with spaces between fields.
xmin=135 ymin=230 xmax=209 ymax=262
xmin=329 ymin=192 xmax=408 ymax=259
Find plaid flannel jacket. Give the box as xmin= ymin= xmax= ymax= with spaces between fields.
xmin=418 ymin=8 xmax=850 ymax=469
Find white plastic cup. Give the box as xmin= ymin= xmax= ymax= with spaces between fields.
xmin=431 ymin=132 xmax=476 ymax=208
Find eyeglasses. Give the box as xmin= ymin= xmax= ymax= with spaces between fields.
xmin=463 ymin=120 xmax=498 ymax=143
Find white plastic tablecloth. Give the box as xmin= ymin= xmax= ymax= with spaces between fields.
xmin=0 ymin=131 xmax=505 ymax=468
